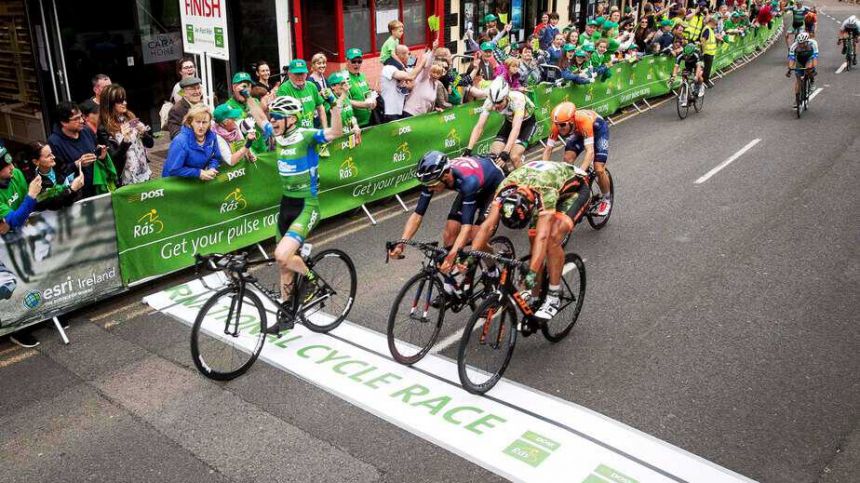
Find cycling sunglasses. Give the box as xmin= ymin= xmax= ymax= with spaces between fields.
xmin=554 ymin=122 xmax=572 ymax=128
xmin=269 ymin=112 xmax=287 ymax=121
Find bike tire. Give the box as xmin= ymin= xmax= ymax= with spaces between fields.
xmin=300 ymin=249 xmax=357 ymax=333
xmin=489 ymin=235 xmax=516 ymax=259
xmin=386 ymin=272 xmax=446 ymax=365
xmin=541 ymin=253 xmax=586 ymax=342
xmin=457 ymin=293 xmax=517 ymax=394
xmin=676 ymin=84 xmax=689 ymax=120
xmin=190 ymin=287 xmax=267 ymax=381
xmin=796 ymin=91 xmax=802 ymax=119
xmin=693 ymin=88 xmax=704 ymax=113
xmin=587 ymin=168 xmax=614 ymax=230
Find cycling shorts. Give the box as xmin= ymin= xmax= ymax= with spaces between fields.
xmin=278 ymin=196 xmax=320 ymax=244
xmin=494 ymin=116 xmax=537 ymax=148
xmin=526 ymin=177 xmax=591 ymax=235
xmin=789 ymin=22 xmax=805 ymax=34
xmin=563 ymin=117 xmax=610 ymax=164
xmin=446 ymin=190 xmax=493 ymax=226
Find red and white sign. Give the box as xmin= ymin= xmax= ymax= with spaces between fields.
xmin=179 ymin=0 xmax=230 ymax=59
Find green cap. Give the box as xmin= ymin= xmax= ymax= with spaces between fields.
xmin=484 ymin=14 xmax=498 ymax=23
xmin=213 ymin=103 xmax=244 ymax=123
xmin=583 ymin=43 xmax=595 ymax=53
xmin=346 ymin=48 xmax=363 ymax=60
xmin=587 ymin=19 xmax=599 ymax=27
xmin=624 ymin=6 xmax=632 ymax=13
xmin=660 ymin=19 xmax=673 ymax=27
xmin=608 ymin=39 xmax=620 ymax=53
xmin=595 ymin=16 xmax=606 ymax=26
xmin=288 ymin=59 xmax=309 ymax=74
xmin=563 ymin=43 xmax=576 ymax=52
xmin=575 ymin=49 xmax=587 ymax=57
xmin=232 ymin=72 xmax=252 ymax=84
xmin=480 ymin=41 xmax=494 ymax=51
xmin=0 ymin=145 xmax=11 ymax=167
xmin=327 ymin=71 xmax=348 ymax=85
xmin=731 ymin=11 xmax=741 ymax=18
xmin=603 ymin=21 xmax=619 ymax=29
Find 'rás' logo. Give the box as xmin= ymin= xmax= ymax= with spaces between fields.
xmin=134 ymin=209 xmax=164 ymax=238
xmin=339 ymin=157 xmax=357 ymax=180
xmin=393 ymin=142 xmax=411 ymax=163
xmin=220 ymin=188 xmax=248 ymax=213
xmin=444 ymin=129 xmax=460 ymax=148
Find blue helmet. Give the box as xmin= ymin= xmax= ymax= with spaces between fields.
xmin=416 ymin=151 xmax=449 ymax=184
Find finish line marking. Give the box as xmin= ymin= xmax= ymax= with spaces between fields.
xmin=144 ymin=276 xmax=754 ymax=483
xmin=695 ymin=139 xmax=761 ymax=184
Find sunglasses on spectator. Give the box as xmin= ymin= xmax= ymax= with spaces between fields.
xmin=350 ymin=59 xmax=363 ymax=64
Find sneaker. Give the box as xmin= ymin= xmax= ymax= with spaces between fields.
xmin=300 ymin=271 xmax=319 ymax=304
xmin=534 ymin=295 xmax=561 ymax=320
xmin=680 ymin=101 xmax=688 ymax=108
xmin=596 ymin=197 xmax=612 ymax=217
xmin=265 ymin=302 xmax=295 ymax=334
xmin=10 ymin=332 xmax=39 ymax=348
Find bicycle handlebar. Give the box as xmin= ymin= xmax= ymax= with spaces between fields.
xmin=195 ymin=252 xmax=248 ymax=273
xmin=385 ymin=239 xmax=448 ymax=263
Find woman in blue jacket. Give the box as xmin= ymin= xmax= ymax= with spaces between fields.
xmin=162 ymin=104 xmax=222 ymax=180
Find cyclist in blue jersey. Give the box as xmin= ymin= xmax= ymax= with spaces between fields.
xmin=389 ymin=151 xmax=505 ymax=272
xmin=786 ymin=31 xmax=818 ymax=102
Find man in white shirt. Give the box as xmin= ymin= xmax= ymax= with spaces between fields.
xmin=380 ymin=45 xmax=426 ymax=122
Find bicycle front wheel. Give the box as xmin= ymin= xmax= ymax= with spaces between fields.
xmin=541 ymin=253 xmax=586 ymax=342
xmin=190 ymin=286 xmax=267 ymax=381
xmin=387 ymin=272 xmax=446 ymax=365
xmin=676 ymin=84 xmax=689 ymax=120
xmin=693 ymin=88 xmax=704 ymax=113
xmin=457 ymin=293 xmax=517 ymax=394
xmin=587 ymin=168 xmax=614 ymax=230
xmin=301 ymin=249 xmax=357 ymax=333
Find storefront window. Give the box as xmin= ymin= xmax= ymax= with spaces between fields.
xmin=230 ymin=0 xmax=279 ymax=73
xmin=302 ymin=0 xmax=339 ymax=58
xmin=401 ymin=0 xmax=426 ymax=45
xmin=374 ymin=0 xmax=399 ymax=49
xmin=344 ymin=0 xmax=372 ymax=54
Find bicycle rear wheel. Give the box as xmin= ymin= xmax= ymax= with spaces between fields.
xmin=796 ymin=91 xmax=802 ymax=118
xmin=301 ymin=249 xmax=357 ymax=333
xmin=541 ymin=253 xmax=586 ymax=342
xmin=190 ymin=287 xmax=267 ymax=381
xmin=676 ymin=84 xmax=689 ymax=119
xmin=693 ymin=88 xmax=704 ymax=113
xmin=457 ymin=293 xmax=517 ymax=394
xmin=587 ymin=168 xmax=614 ymax=230
xmin=387 ymin=272 xmax=446 ymax=364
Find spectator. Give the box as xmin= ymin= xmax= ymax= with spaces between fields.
xmin=381 ymin=44 xmax=426 ymax=121
xmin=558 ymin=43 xmax=578 ymax=71
xmin=431 ymin=64 xmax=453 ymax=111
xmin=546 ymin=33 xmax=566 ymax=64
xmin=167 ymin=76 xmax=203 ymax=140
xmin=620 ymin=6 xmax=637 ymax=30
xmin=326 ymin=71 xmax=362 ymax=144
xmin=162 ymin=104 xmax=221 ymax=180
xmin=635 ymin=17 xmax=658 ymax=52
xmin=502 ymin=57 xmax=523 ymax=90
xmin=685 ymin=2 xmax=708 ymax=42
xmin=81 ymin=101 xmax=100 ymax=135
xmin=226 ymin=72 xmax=254 ymax=117
xmin=582 ymin=20 xmax=600 ymax=48
xmin=403 ymin=46 xmax=440 ymax=117
xmin=518 ymin=46 xmax=543 ymax=86
xmin=79 ymin=74 xmax=111 ymax=117
xmin=98 ymin=84 xmax=153 ymax=185
xmin=27 ymin=141 xmax=85 ymax=211
xmin=380 ymin=20 xmax=404 ymax=64
xmin=308 ymin=53 xmax=336 ymax=127
xmin=255 ymin=60 xmax=280 ymax=92
xmin=591 ymin=39 xmax=614 ymax=78
xmin=566 ymin=29 xmax=580 ymax=46
xmin=47 ymin=101 xmax=110 ymax=198
xmin=0 ymin=143 xmax=40 ymax=234
xmin=651 ymin=19 xmax=676 ymax=53
xmin=756 ymin=1 xmax=774 ymax=28
xmin=533 ymin=12 xmax=550 ymax=38
xmin=212 ymin=104 xmax=257 ymax=166
xmin=344 ymin=48 xmax=377 ymax=128
xmin=595 ymin=2 xmax=608 ymax=19
xmin=539 ymin=13 xmax=561 ymax=50
xmin=700 ymin=15 xmax=718 ymax=88
xmin=171 ymin=57 xmax=198 ymax=103
xmin=277 ymin=59 xmax=327 ymax=129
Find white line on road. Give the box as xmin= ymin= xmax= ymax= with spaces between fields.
xmin=695 ymin=139 xmax=761 ymax=184
xmin=809 ymin=87 xmax=824 ymax=101
xmin=836 ymin=63 xmax=847 ymax=74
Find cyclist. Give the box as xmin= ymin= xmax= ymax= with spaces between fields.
xmin=784 ymin=0 xmax=810 ymax=47
xmin=669 ymin=43 xmax=705 ymax=106
xmin=540 ymin=102 xmax=612 ymax=216
xmin=389 ymin=151 xmax=505 ymax=274
xmin=463 ymin=77 xmax=537 ymax=173
xmin=804 ymin=8 xmax=817 ymax=38
xmin=839 ymin=15 xmax=859 ymax=66
xmin=264 ymin=93 xmax=345 ymax=332
xmin=786 ymin=31 xmax=818 ymax=102
xmin=472 ymin=160 xmax=591 ymax=320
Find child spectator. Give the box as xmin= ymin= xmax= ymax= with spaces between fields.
xmin=380 ymin=20 xmax=404 ymax=64
xmin=539 ymin=13 xmax=561 ymax=50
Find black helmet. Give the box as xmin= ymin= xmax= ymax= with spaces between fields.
xmin=499 ymin=186 xmax=537 ymax=230
xmin=416 ymin=151 xmax=449 ymax=184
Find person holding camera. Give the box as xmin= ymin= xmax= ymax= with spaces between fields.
xmin=47 ymin=101 xmax=108 ymax=198
xmin=97 ymin=84 xmax=153 ymax=186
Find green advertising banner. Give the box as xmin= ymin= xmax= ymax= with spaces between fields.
xmin=113 ymin=24 xmax=778 ymax=284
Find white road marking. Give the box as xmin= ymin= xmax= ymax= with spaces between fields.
xmin=145 ymin=275 xmax=755 ymax=483
xmin=430 ymin=326 xmax=468 ymax=355
xmin=695 ymin=139 xmax=761 ymax=184
xmin=836 ymin=62 xmax=847 ymax=74
xmin=809 ymin=87 xmax=824 ymax=101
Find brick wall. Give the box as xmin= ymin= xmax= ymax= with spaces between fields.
xmin=324 ymin=45 xmax=430 ymax=91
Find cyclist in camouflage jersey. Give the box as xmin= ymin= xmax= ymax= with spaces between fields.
xmin=472 ymin=160 xmax=590 ymax=320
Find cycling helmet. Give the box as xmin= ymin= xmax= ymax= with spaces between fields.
xmin=499 ymin=186 xmax=537 ymax=230
xmin=488 ymin=77 xmax=510 ymax=104
xmin=551 ymin=102 xmax=576 ymax=124
xmin=416 ymin=151 xmax=449 ymax=184
xmin=268 ymin=96 xmax=303 ymax=117
xmin=683 ymin=43 xmax=697 ymax=56
xmin=795 ymin=31 xmax=809 ymax=43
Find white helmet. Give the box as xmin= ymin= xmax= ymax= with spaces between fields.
xmin=488 ymin=77 xmax=510 ymax=104
xmin=795 ymin=31 xmax=809 ymax=43
xmin=268 ymin=95 xmax=303 ymax=117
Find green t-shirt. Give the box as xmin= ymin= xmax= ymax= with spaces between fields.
xmin=274 ymin=127 xmax=327 ymax=198
xmin=225 ymin=97 xmax=248 ymax=116
xmin=380 ymin=36 xmax=399 ymax=63
xmin=0 ymin=168 xmax=28 ymax=219
xmin=276 ymin=81 xmax=325 ymax=129
xmin=590 ymin=52 xmax=611 ymax=68
xmin=348 ymin=72 xmax=373 ymax=127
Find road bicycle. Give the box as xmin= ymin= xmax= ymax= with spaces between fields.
xmin=583 ymin=164 xmax=614 ymax=230
xmin=190 ymin=246 xmax=356 ymax=380
xmin=793 ymin=67 xmax=814 ymax=118
xmin=456 ymin=247 xmax=586 ymax=394
xmin=839 ymin=32 xmax=857 ymax=71
xmin=384 ymin=236 xmax=515 ymax=365
xmin=672 ymin=71 xmax=704 ymax=120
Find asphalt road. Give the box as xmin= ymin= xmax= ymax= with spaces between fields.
xmin=2 ymin=6 xmax=858 ymax=482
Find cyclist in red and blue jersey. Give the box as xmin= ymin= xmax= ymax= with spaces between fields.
xmin=389 ymin=151 xmax=505 ymax=271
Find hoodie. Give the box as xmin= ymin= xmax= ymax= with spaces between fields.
xmin=162 ymin=125 xmax=222 ymax=179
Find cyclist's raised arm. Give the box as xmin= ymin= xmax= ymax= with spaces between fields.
xmin=467 ymin=110 xmax=491 ymax=151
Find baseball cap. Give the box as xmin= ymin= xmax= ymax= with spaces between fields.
xmin=563 ymin=43 xmax=576 ymax=52
xmin=583 ymin=43 xmax=595 ymax=53
xmin=660 ymin=19 xmax=673 ymax=27
xmin=480 ymin=41 xmax=494 ymax=52
xmin=232 ymin=72 xmax=252 ymax=84
xmin=213 ymin=104 xmax=244 ymax=123
xmin=575 ymin=49 xmax=587 ymax=57
xmin=288 ymin=59 xmax=309 ymax=74
xmin=484 ymin=14 xmax=498 ymax=23
xmin=327 ymin=71 xmax=348 ymax=85
xmin=346 ymin=48 xmax=363 ymax=60
xmin=603 ymin=21 xmax=619 ymax=29
xmin=587 ymin=19 xmax=599 ymax=27
xmin=180 ymin=76 xmax=203 ymax=88
xmin=0 ymin=145 xmax=11 ymax=167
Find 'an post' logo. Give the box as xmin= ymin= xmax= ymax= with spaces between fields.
xmin=220 ymin=188 xmax=248 ymax=213
xmin=134 ymin=209 xmax=164 ymax=238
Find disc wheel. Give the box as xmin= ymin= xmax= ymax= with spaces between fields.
xmin=300 ymin=249 xmax=357 ymax=333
